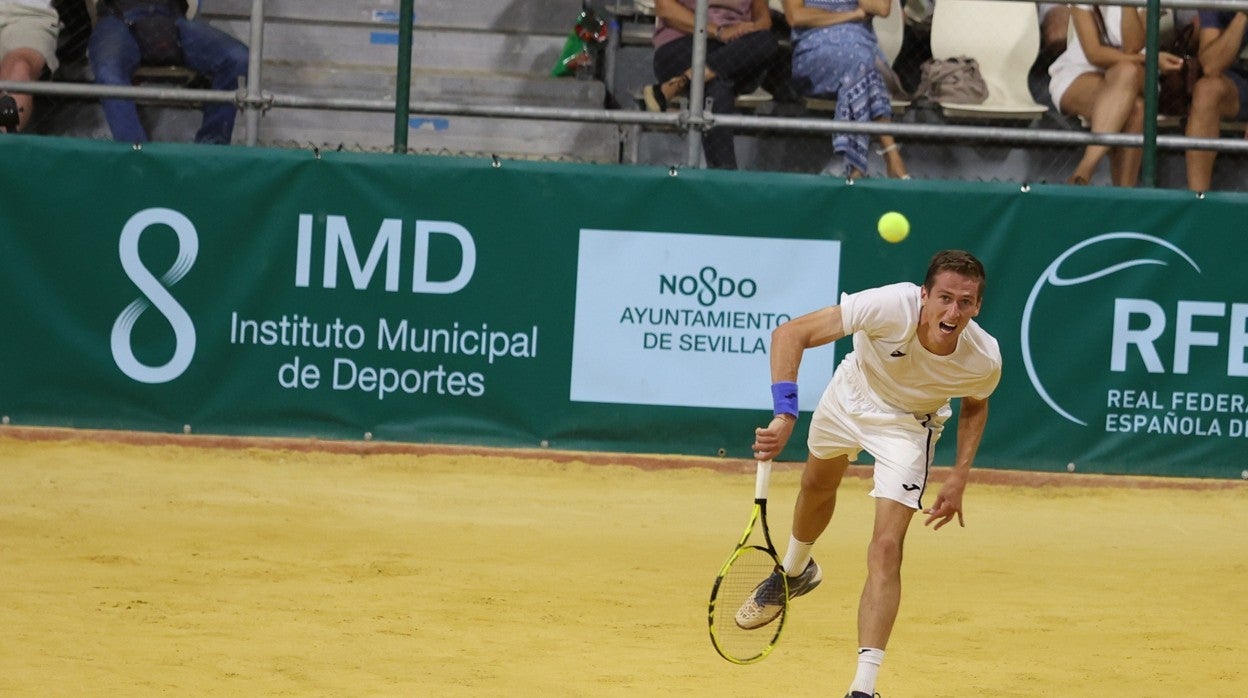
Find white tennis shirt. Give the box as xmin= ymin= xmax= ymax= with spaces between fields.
xmin=838 ymin=282 xmax=1002 ymax=415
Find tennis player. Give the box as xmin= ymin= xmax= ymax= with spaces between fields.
xmin=739 ymin=249 xmax=1002 ymax=698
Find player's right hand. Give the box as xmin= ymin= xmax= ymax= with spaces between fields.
xmin=752 ymin=414 xmax=795 ymax=461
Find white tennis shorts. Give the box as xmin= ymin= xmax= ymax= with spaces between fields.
xmin=807 ymin=360 xmax=950 ymax=509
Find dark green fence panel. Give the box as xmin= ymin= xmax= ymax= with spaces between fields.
xmin=2 ymin=137 xmax=1244 ymax=478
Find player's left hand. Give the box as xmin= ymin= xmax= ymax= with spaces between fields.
xmin=923 ymin=479 xmax=966 ymax=530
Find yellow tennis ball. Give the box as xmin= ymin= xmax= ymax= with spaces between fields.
xmin=877 ymin=211 xmax=910 ymax=243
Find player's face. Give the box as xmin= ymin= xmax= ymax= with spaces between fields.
xmin=918 ymin=270 xmax=982 ymax=355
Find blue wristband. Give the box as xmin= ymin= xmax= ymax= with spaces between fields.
xmin=771 ymin=381 xmax=798 ymax=417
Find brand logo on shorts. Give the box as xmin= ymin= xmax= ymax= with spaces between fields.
xmin=902 ymin=483 xmax=920 ymax=492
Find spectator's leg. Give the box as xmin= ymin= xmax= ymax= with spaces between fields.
xmin=877 ymin=125 xmax=909 ymax=179
xmin=89 ymin=15 xmax=148 ymax=142
xmin=652 ymin=36 xmax=693 ymax=84
xmin=0 ymin=48 xmax=46 ymax=132
xmin=1062 ymin=62 xmax=1141 ymax=185
xmin=704 ymin=30 xmax=779 ymax=87
xmin=762 ymin=10 xmax=796 ymax=102
xmin=695 ymin=32 xmax=778 ymax=169
xmin=702 ymin=78 xmax=738 ymax=169
xmin=1108 ymin=96 xmax=1145 ymax=187
xmin=650 ymin=35 xmax=696 ymax=108
xmin=1185 ymin=74 xmax=1243 ymax=192
xmin=177 ymin=19 xmax=249 ymax=144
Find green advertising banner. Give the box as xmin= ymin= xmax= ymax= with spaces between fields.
xmin=1 ymin=137 xmax=1245 ymax=479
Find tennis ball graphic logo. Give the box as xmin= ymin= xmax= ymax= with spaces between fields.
xmin=1021 ymin=232 xmax=1199 ymax=426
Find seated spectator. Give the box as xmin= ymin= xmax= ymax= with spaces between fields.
xmin=1186 ymin=11 xmax=1247 ymax=192
xmin=784 ymin=0 xmax=909 ymax=178
xmin=1030 ymin=4 xmax=1070 ymax=105
xmin=1048 ymin=5 xmax=1182 ymax=185
xmin=643 ymin=0 xmax=780 ymax=169
xmin=893 ymin=0 xmax=932 ymax=95
xmin=0 ymin=0 xmax=59 ymax=133
xmin=1038 ymin=4 xmax=1070 ymax=62
xmin=88 ymin=0 xmax=247 ymax=144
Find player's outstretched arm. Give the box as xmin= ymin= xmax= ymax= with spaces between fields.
xmin=924 ymin=396 xmax=989 ymax=530
xmin=754 ymin=306 xmax=846 ymax=461
xmin=769 ymin=305 xmax=846 ymax=384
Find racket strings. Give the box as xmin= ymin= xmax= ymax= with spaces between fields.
xmin=709 ymin=546 xmax=785 ymax=662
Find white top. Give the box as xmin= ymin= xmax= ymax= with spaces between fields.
xmin=838 ymin=282 xmax=1002 ymax=414
xmin=1048 ymin=4 xmax=1128 ymax=110
xmin=7 ymin=0 xmax=54 ymax=8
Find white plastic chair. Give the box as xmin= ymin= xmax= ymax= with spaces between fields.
xmin=929 ymin=0 xmax=1048 ymax=120
xmin=877 ymin=0 xmax=905 ymax=68
xmin=876 ymin=0 xmax=910 ymax=111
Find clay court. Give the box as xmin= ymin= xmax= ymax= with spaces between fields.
xmin=2 ymin=428 xmax=1245 ymax=697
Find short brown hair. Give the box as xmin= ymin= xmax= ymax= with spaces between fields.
xmin=924 ymin=250 xmax=986 ymax=299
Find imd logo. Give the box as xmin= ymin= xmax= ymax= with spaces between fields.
xmin=110 ymin=208 xmax=199 ymax=384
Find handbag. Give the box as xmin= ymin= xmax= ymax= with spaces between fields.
xmin=106 ymin=0 xmax=185 ymax=66
xmin=914 ymin=56 xmax=989 ymax=105
xmin=1157 ymin=19 xmax=1201 ymax=117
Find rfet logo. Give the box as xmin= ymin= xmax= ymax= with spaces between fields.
xmin=111 ymin=208 xmax=199 ymax=384
xmin=1021 ymin=232 xmax=1205 ymax=426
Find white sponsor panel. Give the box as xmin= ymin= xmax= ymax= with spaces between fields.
xmin=570 ymin=229 xmax=840 ymax=411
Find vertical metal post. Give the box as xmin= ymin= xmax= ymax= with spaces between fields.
xmin=1141 ymin=0 xmax=1161 ymax=187
xmin=685 ymin=0 xmax=709 ymax=167
xmin=394 ymin=0 xmax=415 ymax=154
xmin=604 ymin=15 xmax=620 ymax=98
xmin=243 ymin=0 xmax=265 ymax=146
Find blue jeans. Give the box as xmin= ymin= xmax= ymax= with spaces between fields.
xmin=89 ymin=14 xmax=249 ymax=144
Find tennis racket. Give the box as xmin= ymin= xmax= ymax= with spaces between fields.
xmin=707 ymin=460 xmax=786 ymax=664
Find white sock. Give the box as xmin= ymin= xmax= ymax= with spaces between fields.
xmin=781 ymin=536 xmax=813 ymax=576
xmin=850 ymin=647 xmax=884 ymax=695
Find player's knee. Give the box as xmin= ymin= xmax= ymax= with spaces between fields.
xmin=867 ymin=536 xmax=904 ymax=571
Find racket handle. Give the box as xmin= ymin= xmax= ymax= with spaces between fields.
xmin=755 ymin=460 xmax=772 ymax=500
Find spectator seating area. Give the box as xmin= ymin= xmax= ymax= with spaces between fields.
xmin=37 ymin=0 xmax=619 ymax=161
xmin=594 ymin=0 xmax=1246 ymax=188
xmin=16 ymin=0 xmax=1248 ymax=188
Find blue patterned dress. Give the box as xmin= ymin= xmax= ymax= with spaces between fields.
xmin=790 ymin=0 xmax=893 ymax=174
